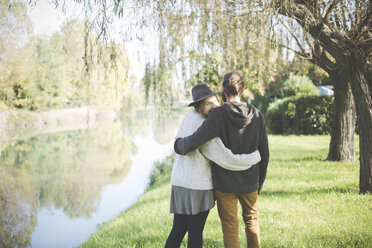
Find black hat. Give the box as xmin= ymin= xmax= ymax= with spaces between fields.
xmin=188 ymin=83 xmax=219 ymax=107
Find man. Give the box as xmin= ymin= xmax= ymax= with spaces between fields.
xmin=174 ymin=72 xmax=269 ymax=248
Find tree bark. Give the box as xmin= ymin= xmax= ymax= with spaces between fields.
xmin=348 ymin=60 xmax=372 ymax=194
xmin=309 ymin=45 xmax=356 ymax=162
xmin=327 ymin=70 xmax=356 ymax=162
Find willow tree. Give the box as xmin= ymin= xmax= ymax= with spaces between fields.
xmin=116 ymin=0 xmax=372 ymax=193
xmin=49 ymin=0 xmax=371 ymax=193
xmin=141 ymin=0 xmax=371 ymax=193
xmin=113 ymin=0 xmax=278 ymax=100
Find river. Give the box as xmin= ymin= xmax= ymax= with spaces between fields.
xmin=0 ymin=108 xmax=184 ymax=248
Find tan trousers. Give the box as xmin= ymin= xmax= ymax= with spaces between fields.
xmin=214 ymin=190 xmax=260 ymax=248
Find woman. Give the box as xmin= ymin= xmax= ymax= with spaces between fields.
xmin=165 ymin=83 xmax=261 ymax=248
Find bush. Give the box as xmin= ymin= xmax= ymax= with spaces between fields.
xmin=283 ymin=73 xmax=319 ymax=96
xmin=266 ymin=95 xmax=334 ymax=134
xmin=149 ymin=155 xmax=174 ymax=186
xmin=253 ymin=73 xmax=319 ymax=115
xmin=251 ymin=94 xmax=275 ymax=115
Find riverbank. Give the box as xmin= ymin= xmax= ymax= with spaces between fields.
xmin=0 ymin=107 xmax=117 ymax=141
xmin=0 ymin=104 xmax=187 ymax=142
xmin=0 ymin=105 xmax=186 ymax=248
xmin=79 ymin=135 xmax=372 ymax=248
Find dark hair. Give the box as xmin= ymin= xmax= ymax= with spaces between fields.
xmin=222 ymin=72 xmax=245 ymax=97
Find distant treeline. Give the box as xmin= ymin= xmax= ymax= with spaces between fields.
xmin=1 ymin=1 xmax=133 ymax=111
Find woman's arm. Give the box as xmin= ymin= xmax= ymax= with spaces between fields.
xmin=199 ymin=137 xmax=261 ymax=171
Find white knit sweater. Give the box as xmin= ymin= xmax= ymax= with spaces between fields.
xmin=171 ymin=110 xmax=261 ymax=190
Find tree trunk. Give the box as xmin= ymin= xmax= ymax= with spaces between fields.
xmin=327 ymin=71 xmax=356 ymax=162
xmin=348 ymin=60 xmax=372 ymax=194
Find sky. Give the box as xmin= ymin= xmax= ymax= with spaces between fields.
xmin=28 ymin=0 xmax=78 ymax=35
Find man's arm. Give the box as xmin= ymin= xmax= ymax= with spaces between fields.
xmin=174 ymin=109 xmax=220 ymax=155
xmin=258 ymin=114 xmax=270 ymax=194
xmin=199 ymin=137 xmax=261 ymax=171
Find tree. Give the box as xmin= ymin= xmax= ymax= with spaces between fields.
xmin=311 ymin=43 xmax=356 ymax=162
xmin=48 ymin=0 xmax=372 ymax=193
xmin=1 ymin=17 xmax=132 ymax=111
xmin=116 ymin=0 xmax=278 ymax=100
xmin=139 ymin=0 xmax=371 ymax=193
xmin=0 ymin=0 xmax=34 ymax=109
xmin=268 ymin=6 xmax=357 ymax=162
xmin=273 ymin=0 xmax=371 ymax=193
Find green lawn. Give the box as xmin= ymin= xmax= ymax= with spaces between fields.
xmin=80 ymin=135 xmax=372 ymax=248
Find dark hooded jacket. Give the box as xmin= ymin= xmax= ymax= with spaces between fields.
xmin=174 ymin=101 xmax=269 ymax=193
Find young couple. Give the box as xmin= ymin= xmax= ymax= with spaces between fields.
xmin=165 ymin=72 xmax=270 ymax=248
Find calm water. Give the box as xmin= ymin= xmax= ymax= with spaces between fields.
xmin=0 ymin=110 xmax=183 ymax=248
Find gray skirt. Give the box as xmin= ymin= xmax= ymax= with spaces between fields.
xmin=170 ymin=185 xmax=215 ymax=215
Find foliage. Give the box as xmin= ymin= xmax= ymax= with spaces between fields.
xmin=29 ymin=21 xmax=130 ymax=111
xmin=96 ymin=0 xmax=279 ymax=107
xmin=80 ymin=135 xmax=372 ymax=248
xmin=252 ymin=62 xmax=322 ymax=114
xmin=149 ymin=154 xmax=174 ymax=186
xmin=0 ymin=0 xmax=34 ymax=109
xmin=187 ymin=53 xmax=222 ymax=94
xmin=0 ymin=6 xmax=132 ymax=111
xmin=142 ymin=62 xmax=175 ymax=113
xmin=282 ymin=73 xmax=319 ymax=97
xmin=251 ymin=94 xmax=275 ymax=116
xmin=266 ymin=95 xmax=333 ymax=134
xmin=290 ymin=55 xmax=330 ymax=86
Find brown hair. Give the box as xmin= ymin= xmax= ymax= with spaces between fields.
xmin=222 ymin=72 xmax=245 ymax=97
xmin=193 ymin=101 xmax=203 ymax=112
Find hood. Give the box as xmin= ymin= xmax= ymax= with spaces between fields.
xmin=223 ymin=101 xmax=257 ymax=128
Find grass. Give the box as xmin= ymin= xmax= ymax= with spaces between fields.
xmin=80 ymin=135 xmax=372 ymax=248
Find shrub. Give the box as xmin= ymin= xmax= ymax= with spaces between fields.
xmin=149 ymin=155 xmax=174 ymax=186
xmin=283 ymin=73 xmax=319 ymax=96
xmin=266 ymin=95 xmax=334 ymax=134
xmin=251 ymin=94 xmax=275 ymax=115
xmin=265 ymin=98 xmax=285 ymax=133
xmin=253 ymin=73 xmax=319 ymax=115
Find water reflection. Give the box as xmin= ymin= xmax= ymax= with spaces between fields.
xmin=0 ymin=108 xmax=184 ymax=248
xmin=0 ymin=167 xmax=37 ymax=248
